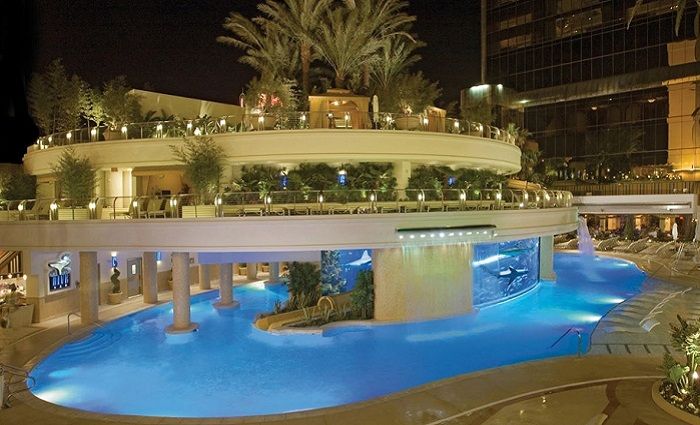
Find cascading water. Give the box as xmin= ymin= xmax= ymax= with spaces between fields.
xmin=577 ymin=216 xmax=595 ymax=256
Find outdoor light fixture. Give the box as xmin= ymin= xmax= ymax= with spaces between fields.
xmin=90 ymin=128 xmax=97 ymax=139
xmin=453 ymin=121 xmax=460 ymax=130
xmin=459 ymin=192 xmax=467 ymax=201
xmin=369 ymin=193 xmax=376 ymax=202
xmin=318 ymin=193 xmax=324 ymax=203
xmin=417 ymin=192 xmax=424 ymax=202
xmin=121 ymin=125 xmax=128 ymax=136
xmin=591 ymin=106 xmax=597 ymax=111
xmin=49 ymin=201 xmax=58 ymax=220
xmin=48 ymin=135 xmax=52 ymax=143
xmin=66 ymin=131 xmax=72 ymax=140
xmin=186 ymin=122 xmax=193 ymax=130
xmin=300 ymin=114 xmax=307 ymax=122
xmin=219 ymin=118 xmax=226 ymax=127
xmin=337 ymin=169 xmax=347 ymax=186
xmin=194 ymin=127 xmax=202 ymax=136
xmin=397 ymin=225 xmax=496 ymax=244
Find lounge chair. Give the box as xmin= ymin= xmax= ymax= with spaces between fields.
xmin=602 ymin=317 xmax=660 ymax=333
xmin=595 ymin=236 xmax=619 ymax=251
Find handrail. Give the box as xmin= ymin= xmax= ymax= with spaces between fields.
xmin=0 ymin=189 xmax=574 ymax=223
xmin=549 ymin=327 xmax=584 ymax=357
xmin=67 ymin=311 xmax=80 ymax=334
xmin=32 ymin=111 xmax=519 ymax=151
xmin=1 ymin=362 xmax=36 ymax=408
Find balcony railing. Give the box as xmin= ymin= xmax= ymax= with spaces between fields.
xmin=552 ymin=180 xmax=699 ymax=196
xmin=0 ymin=189 xmax=572 ymax=222
xmin=32 ymin=112 xmax=517 ymax=150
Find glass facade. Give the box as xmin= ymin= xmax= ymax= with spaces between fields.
xmin=472 ymin=237 xmax=540 ymax=306
xmin=485 ymin=0 xmax=694 ymax=162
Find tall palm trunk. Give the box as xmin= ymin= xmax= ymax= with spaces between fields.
xmin=335 ymin=73 xmax=345 ymax=88
xmin=362 ymin=63 xmax=370 ymax=89
xmin=301 ymin=41 xmax=311 ymax=94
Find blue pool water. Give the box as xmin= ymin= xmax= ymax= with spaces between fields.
xmin=31 ymin=253 xmax=647 ymax=417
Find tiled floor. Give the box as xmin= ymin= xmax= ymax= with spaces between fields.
xmin=0 ymin=274 xmax=691 ymax=424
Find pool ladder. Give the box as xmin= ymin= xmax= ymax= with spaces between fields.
xmin=549 ymin=327 xmax=584 ymax=357
xmin=0 ymin=362 xmax=36 ymax=409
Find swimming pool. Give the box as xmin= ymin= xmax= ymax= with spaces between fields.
xmin=30 ymin=253 xmax=647 ymax=417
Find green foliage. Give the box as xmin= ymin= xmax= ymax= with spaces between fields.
xmin=101 ymin=76 xmax=142 ymax=130
xmin=371 ymin=38 xmax=423 ymax=95
xmin=28 ymin=59 xmax=85 ymax=135
xmin=80 ymin=85 xmax=106 ymax=127
xmin=460 ymin=99 xmax=493 ymax=126
xmin=623 ymin=215 xmax=635 ymax=240
xmin=585 ymin=128 xmax=643 ymax=181
xmin=518 ymin=147 xmax=542 ymax=182
xmin=110 ymin=268 xmax=121 ymax=294
xmin=236 ymin=164 xmax=282 ymax=195
xmin=243 ymin=76 xmax=298 ymax=112
xmin=661 ymin=315 xmax=700 ymax=401
xmin=218 ymin=11 xmax=301 ymax=82
xmin=380 ymin=71 xmax=441 ymax=114
xmin=51 ymin=147 xmax=95 ymax=207
xmin=170 ymin=137 xmax=225 ymax=202
xmin=288 ymin=163 xmax=337 ymax=191
xmin=628 ymin=0 xmax=697 ymax=36
xmin=321 ymin=250 xmax=346 ymax=295
xmin=408 ymin=165 xmax=506 ymax=197
xmin=0 ymin=172 xmax=37 ymax=200
xmin=287 ymin=262 xmax=321 ymax=309
xmin=351 ymin=270 xmax=374 ymax=319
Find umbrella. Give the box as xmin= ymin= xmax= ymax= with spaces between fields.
xmin=694 ymin=219 xmax=700 ymax=243
xmin=672 ymin=222 xmax=679 ymax=241
xmin=372 ymin=95 xmax=379 ymax=123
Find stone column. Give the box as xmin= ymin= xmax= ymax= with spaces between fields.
xmin=539 ymin=235 xmax=556 ymax=281
xmin=214 ymin=263 xmax=238 ymax=309
xmin=373 ymin=244 xmax=473 ymax=321
xmin=122 ymin=169 xmax=133 ymax=208
xmin=142 ymin=252 xmax=158 ymax=304
xmin=266 ymin=262 xmax=280 ymax=284
xmin=198 ymin=264 xmax=211 ymax=290
xmin=166 ymin=252 xmax=198 ymax=333
xmin=246 ymin=263 xmax=258 ymax=281
xmin=79 ymin=252 xmax=99 ymax=324
xmin=393 ymin=161 xmax=412 ymax=192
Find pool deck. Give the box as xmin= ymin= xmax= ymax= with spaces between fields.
xmin=0 ymin=264 xmax=694 ymax=425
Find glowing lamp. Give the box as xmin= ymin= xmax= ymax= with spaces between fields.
xmin=66 ymin=131 xmax=72 ymax=140
xmin=194 ymin=128 xmax=202 ymax=136
xmin=121 ymin=125 xmax=128 ymax=135
xmin=17 ymin=203 xmax=23 ymax=212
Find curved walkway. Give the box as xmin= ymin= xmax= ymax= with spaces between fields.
xmin=0 ymin=287 xmax=684 ymax=425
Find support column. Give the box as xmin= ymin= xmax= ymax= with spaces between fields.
xmin=166 ymin=252 xmax=198 ymax=333
xmin=393 ymin=161 xmax=411 ymax=191
xmin=142 ymin=252 xmax=158 ymax=304
xmin=266 ymin=262 xmax=280 ymax=284
xmin=198 ymin=264 xmax=211 ymax=290
xmin=214 ymin=263 xmax=238 ymax=309
xmin=246 ymin=263 xmax=258 ymax=281
xmin=79 ymin=251 xmax=99 ymax=324
xmin=373 ymin=244 xmax=473 ymax=321
xmin=539 ymin=235 xmax=556 ymax=281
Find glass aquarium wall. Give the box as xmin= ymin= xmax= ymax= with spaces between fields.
xmin=321 ymin=249 xmax=372 ymax=295
xmin=472 ymin=237 xmax=540 ymax=306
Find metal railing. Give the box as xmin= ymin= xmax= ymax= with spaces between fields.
xmin=32 ymin=111 xmax=517 ymax=150
xmin=549 ymin=327 xmax=585 ymax=357
xmin=552 ymin=180 xmax=700 ymax=196
xmin=0 ymin=189 xmax=573 ymax=222
xmin=0 ymin=362 xmax=35 ymax=409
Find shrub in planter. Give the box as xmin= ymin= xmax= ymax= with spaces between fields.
xmin=287 ymin=262 xmax=321 ymax=310
xmin=171 ymin=137 xmax=225 ymax=204
xmin=52 ymin=147 xmax=95 ymax=207
xmin=658 ymin=315 xmax=700 ymax=416
xmin=351 ymin=270 xmax=374 ymax=320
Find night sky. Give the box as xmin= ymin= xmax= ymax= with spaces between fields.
xmin=1 ymin=0 xmax=480 ymax=163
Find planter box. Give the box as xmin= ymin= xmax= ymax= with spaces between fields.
xmin=395 ymin=115 xmax=421 ymax=131
xmin=8 ymin=304 xmax=35 ymax=328
xmin=181 ymin=205 xmax=216 ymax=218
xmin=58 ymin=208 xmax=90 ymax=220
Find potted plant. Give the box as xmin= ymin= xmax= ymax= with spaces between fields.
xmin=51 ymin=147 xmax=95 ymax=217
xmin=171 ymin=136 xmax=225 ymax=217
xmin=101 ymin=76 xmax=142 ymax=140
xmin=107 ymin=267 xmax=122 ymax=304
xmin=244 ymin=76 xmax=297 ymax=130
xmin=381 ymin=72 xmax=441 ymax=131
xmin=238 ymin=263 xmax=248 ymax=276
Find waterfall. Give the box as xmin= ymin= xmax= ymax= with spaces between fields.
xmin=577 ymin=216 xmax=594 ymax=256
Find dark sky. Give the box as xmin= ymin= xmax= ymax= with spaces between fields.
xmin=1 ymin=0 xmax=480 ymax=163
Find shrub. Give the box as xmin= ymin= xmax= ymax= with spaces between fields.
xmin=351 ymin=270 xmax=374 ymax=319
xmin=27 ymin=58 xmax=84 ymax=135
xmin=171 ymin=137 xmax=225 ymax=203
xmin=52 ymin=147 xmax=95 ymax=207
xmin=0 ymin=172 xmax=37 ymax=200
xmin=101 ymin=76 xmax=142 ymax=130
xmin=321 ymin=251 xmax=346 ymax=295
xmin=287 ymin=262 xmax=321 ymax=310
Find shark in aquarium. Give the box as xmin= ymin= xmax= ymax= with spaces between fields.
xmin=347 ymin=250 xmax=372 ymax=267
xmin=481 ymin=265 xmax=530 ymax=294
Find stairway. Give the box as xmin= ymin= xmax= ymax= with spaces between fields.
xmin=0 ymin=251 xmax=21 ymax=275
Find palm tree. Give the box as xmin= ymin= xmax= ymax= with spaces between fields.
xmin=316 ymin=0 xmax=415 ymax=89
xmin=628 ymin=0 xmax=698 ymax=36
xmin=371 ymin=37 xmax=423 ymax=95
xmin=257 ymin=0 xmax=331 ymax=95
xmin=585 ymin=127 xmax=644 ymax=180
xmin=217 ymin=13 xmax=299 ymax=81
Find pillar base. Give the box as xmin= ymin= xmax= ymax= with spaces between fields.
xmin=540 ymin=272 xmax=557 ymax=282
xmin=165 ymin=323 xmax=199 ymax=334
xmin=213 ymin=300 xmax=240 ymax=310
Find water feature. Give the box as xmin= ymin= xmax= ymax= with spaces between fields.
xmin=578 ymin=216 xmax=595 ymax=256
xmin=31 ymin=253 xmax=646 ymax=418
